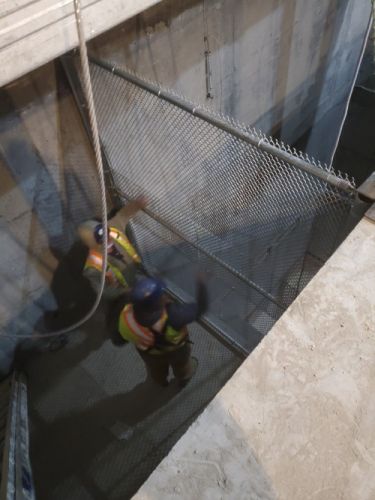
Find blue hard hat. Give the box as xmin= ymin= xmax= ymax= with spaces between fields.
xmin=130 ymin=278 xmax=166 ymax=305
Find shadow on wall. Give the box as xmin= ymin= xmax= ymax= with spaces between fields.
xmin=332 ymin=87 xmax=375 ymax=184
xmin=0 ymin=62 xmax=100 ymax=376
xmin=266 ymin=0 xmax=349 ymax=155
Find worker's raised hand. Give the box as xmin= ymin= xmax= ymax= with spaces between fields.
xmin=109 ymin=196 xmax=148 ymax=229
xmin=134 ymin=195 xmax=148 ymax=211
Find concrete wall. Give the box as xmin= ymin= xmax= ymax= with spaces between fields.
xmin=134 ymin=212 xmax=375 ymax=500
xmin=303 ymin=1 xmax=372 ymax=164
xmin=333 ymin=88 xmax=375 ymax=185
xmin=91 ymin=0 xmax=371 ymax=164
xmin=0 ymin=0 xmax=162 ymax=88
xmin=0 ymin=62 xmax=99 ymax=374
xmin=0 ymin=0 xmax=371 ymax=164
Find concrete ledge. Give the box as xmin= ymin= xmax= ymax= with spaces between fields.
xmin=0 ymin=0 xmax=161 ymax=87
xmin=134 ymin=216 xmax=375 ymax=500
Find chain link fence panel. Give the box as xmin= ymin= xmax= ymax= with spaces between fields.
xmin=87 ymin=58 xmax=362 ymax=352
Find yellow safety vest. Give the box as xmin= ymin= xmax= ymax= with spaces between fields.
xmin=109 ymin=227 xmax=141 ymax=264
xmin=118 ymin=304 xmax=187 ymax=354
xmin=84 ymin=249 xmax=127 ymax=287
xmin=84 ymin=226 xmax=140 ymax=288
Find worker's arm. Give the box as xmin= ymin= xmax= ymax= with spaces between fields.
xmin=108 ymin=197 xmax=147 ymax=232
xmin=83 ymin=267 xmax=129 ymax=301
xmin=166 ymin=278 xmax=208 ymax=330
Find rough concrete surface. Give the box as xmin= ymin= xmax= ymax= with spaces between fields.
xmin=0 ymin=0 xmax=162 ymax=88
xmin=91 ymin=0 xmax=372 ymax=163
xmin=134 ymin=216 xmax=375 ymax=500
xmin=0 ymin=61 xmax=99 ymax=374
xmin=333 ymin=88 xmax=375 ymax=185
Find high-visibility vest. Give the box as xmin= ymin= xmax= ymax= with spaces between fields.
xmin=118 ymin=304 xmax=187 ymax=353
xmin=84 ymin=226 xmax=140 ymax=287
xmin=109 ymin=227 xmax=141 ymax=264
xmin=84 ymin=249 xmax=128 ymax=287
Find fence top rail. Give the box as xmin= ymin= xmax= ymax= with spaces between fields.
xmin=88 ymin=55 xmax=356 ymax=195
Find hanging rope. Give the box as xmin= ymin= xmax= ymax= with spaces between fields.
xmin=0 ymin=0 xmax=108 ymax=339
xmin=71 ymin=0 xmax=108 ymax=311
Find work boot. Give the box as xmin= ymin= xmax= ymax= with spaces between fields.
xmin=178 ymin=357 xmax=198 ymax=388
xmin=146 ymin=374 xmax=169 ymax=388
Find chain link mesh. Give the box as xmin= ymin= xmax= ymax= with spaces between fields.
xmin=89 ymin=59 xmax=361 ymax=352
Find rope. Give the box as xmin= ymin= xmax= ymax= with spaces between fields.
xmin=72 ymin=0 xmax=108 ymax=305
xmin=0 ymin=0 xmax=108 ymax=339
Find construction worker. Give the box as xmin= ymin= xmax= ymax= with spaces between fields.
xmin=78 ymin=197 xmax=147 ymax=301
xmin=116 ymin=276 xmax=208 ymax=387
xmin=42 ymin=198 xmax=146 ymax=351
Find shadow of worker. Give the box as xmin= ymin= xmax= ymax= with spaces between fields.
xmin=43 ymin=239 xmax=95 ymax=331
xmin=30 ymin=374 xmax=180 ymax=500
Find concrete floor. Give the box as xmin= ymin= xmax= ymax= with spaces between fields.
xmin=24 ymin=311 xmax=240 ymax=499
xmin=0 ymin=62 xmax=241 ymax=499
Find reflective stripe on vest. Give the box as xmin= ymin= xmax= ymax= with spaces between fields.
xmin=84 ymin=250 xmax=127 ymax=287
xmin=119 ymin=304 xmax=155 ymax=350
xmin=109 ymin=227 xmax=141 ymax=264
xmin=118 ymin=304 xmax=186 ymax=352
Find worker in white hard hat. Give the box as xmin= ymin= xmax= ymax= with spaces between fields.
xmin=43 ymin=198 xmax=147 ymax=350
xmin=78 ymin=197 xmax=147 ymax=301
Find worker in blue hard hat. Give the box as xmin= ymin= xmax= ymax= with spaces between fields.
xmin=116 ymin=276 xmax=208 ymax=387
xmin=78 ymin=197 xmax=147 ymax=300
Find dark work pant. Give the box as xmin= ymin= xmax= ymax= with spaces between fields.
xmin=137 ymin=343 xmax=193 ymax=385
xmin=107 ymin=296 xmax=129 ymax=346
